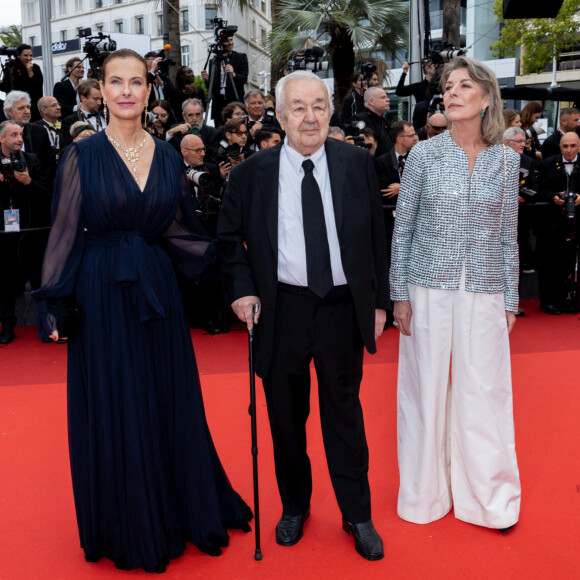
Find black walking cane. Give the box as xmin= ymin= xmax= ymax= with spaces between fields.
xmin=248 ymin=303 xmax=262 ymax=560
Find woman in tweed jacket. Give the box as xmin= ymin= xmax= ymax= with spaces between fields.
xmin=391 ymin=57 xmax=521 ymax=531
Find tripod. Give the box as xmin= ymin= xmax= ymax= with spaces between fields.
xmin=203 ymin=45 xmax=240 ymax=126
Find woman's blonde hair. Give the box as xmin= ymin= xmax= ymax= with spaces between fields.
xmin=439 ymin=57 xmax=504 ymax=146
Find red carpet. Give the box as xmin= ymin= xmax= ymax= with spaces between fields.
xmin=1 ymin=299 xmax=580 ymax=579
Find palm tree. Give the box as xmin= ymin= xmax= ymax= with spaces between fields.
xmin=269 ymin=0 xmax=408 ymax=102
xmin=0 ymin=24 xmax=22 ymax=47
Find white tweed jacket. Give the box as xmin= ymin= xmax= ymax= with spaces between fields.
xmin=390 ymin=130 xmax=520 ymax=312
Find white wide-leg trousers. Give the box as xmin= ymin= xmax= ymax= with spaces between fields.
xmin=397 ymin=277 xmax=521 ymax=528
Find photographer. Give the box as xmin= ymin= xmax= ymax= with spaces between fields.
xmin=244 ymin=89 xmax=281 ymax=149
xmin=396 ymin=58 xmax=435 ymax=103
xmin=416 ymin=111 xmax=447 ymax=140
xmin=504 ymin=126 xmax=540 ymax=315
xmin=34 ymin=96 xmax=63 ymax=156
xmin=0 ymin=44 xmax=44 ymax=122
xmin=167 ymin=98 xmax=222 ymax=158
xmin=220 ymin=100 xmax=247 ymax=127
xmin=340 ymin=72 xmax=366 ymax=125
xmin=537 ymin=132 xmax=580 ymax=314
xmin=4 ymin=91 xmax=56 ymax=184
xmin=540 ymin=107 xmax=580 ymax=161
xmin=214 ymin=118 xmax=253 ymax=168
xmin=144 ymin=51 xmax=182 ymax=117
xmin=179 ymin=133 xmax=226 ymax=334
xmin=53 ymin=57 xmax=85 ymax=117
xmin=521 ymin=101 xmax=544 ymax=162
xmin=147 ymin=99 xmax=176 ymax=141
xmin=201 ymin=31 xmax=248 ymax=125
xmin=352 ymin=87 xmax=393 ymax=157
xmin=172 ymin=66 xmax=206 ymax=113
xmin=0 ymin=121 xmax=51 ymax=344
xmin=60 ymin=79 xmax=106 ymax=148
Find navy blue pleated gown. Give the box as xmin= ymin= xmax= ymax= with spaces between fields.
xmin=34 ymin=131 xmax=251 ymax=572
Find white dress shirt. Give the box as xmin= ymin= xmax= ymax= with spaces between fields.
xmin=277 ymin=138 xmax=347 ymax=287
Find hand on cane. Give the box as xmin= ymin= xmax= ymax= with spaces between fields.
xmin=232 ymin=296 xmax=261 ymax=330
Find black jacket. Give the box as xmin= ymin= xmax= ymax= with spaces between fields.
xmin=0 ymin=151 xmax=51 ymax=231
xmin=217 ymin=138 xmax=388 ymax=377
xmin=53 ymin=78 xmax=79 ymax=118
xmin=0 ymin=61 xmax=44 ymax=121
xmin=540 ymin=130 xmax=563 ymax=161
xmin=205 ymin=51 xmax=248 ymax=104
xmin=352 ymin=109 xmax=393 ymax=157
xmin=395 ymin=74 xmax=428 ymax=101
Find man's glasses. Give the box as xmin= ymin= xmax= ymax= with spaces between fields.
xmin=430 ymin=125 xmax=447 ymax=131
xmin=402 ymin=133 xmax=418 ymax=138
xmin=182 ymin=147 xmax=206 ymax=154
xmin=232 ymin=130 xmax=248 ymax=135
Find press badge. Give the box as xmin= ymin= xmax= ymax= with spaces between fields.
xmin=4 ymin=209 xmax=20 ymax=232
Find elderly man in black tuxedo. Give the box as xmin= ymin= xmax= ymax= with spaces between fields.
xmin=218 ymin=70 xmax=388 ymax=561
xmin=352 ymin=87 xmax=393 ymax=157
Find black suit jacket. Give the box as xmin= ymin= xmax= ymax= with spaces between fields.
xmin=540 ymin=130 xmax=563 ymax=161
xmin=53 ymin=78 xmax=78 ymax=118
xmin=22 ymin=123 xmax=57 ymax=184
xmin=217 ymin=138 xmax=388 ymax=378
xmin=537 ymin=154 xmax=580 ymax=226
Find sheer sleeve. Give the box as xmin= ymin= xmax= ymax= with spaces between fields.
xmin=162 ymin=171 xmax=219 ymax=282
xmin=32 ymin=145 xmax=84 ymax=337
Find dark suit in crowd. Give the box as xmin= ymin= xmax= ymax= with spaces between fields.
xmin=540 ymin=130 xmax=564 ymax=161
xmin=537 ymin=154 xmax=580 ymax=311
xmin=0 ymin=61 xmax=44 ymax=121
xmin=352 ymin=109 xmax=393 ymax=158
xmin=218 ymin=137 xmax=388 ymax=524
xmin=53 ymin=78 xmax=79 ymax=118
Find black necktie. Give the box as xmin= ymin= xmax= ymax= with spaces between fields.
xmin=301 ymin=159 xmax=333 ymax=298
xmin=398 ymin=154 xmax=406 ymax=176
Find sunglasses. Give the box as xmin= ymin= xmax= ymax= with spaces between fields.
xmin=430 ymin=125 xmax=447 ymax=131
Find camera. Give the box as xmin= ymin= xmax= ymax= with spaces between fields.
xmin=559 ymin=189 xmax=577 ymax=222
xmin=210 ymin=18 xmax=238 ymax=55
xmin=519 ymin=186 xmax=538 ymax=202
xmin=361 ymin=62 xmax=377 ymax=81
xmin=351 ymin=136 xmax=369 ymax=150
xmin=427 ymin=42 xmax=469 ymax=68
xmin=79 ymin=29 xmax=117 ymax=78
xmin=216 ymin=140 xmax=242 ymax=162
xmin=0 ymin=154 xmax=27 ymax=182
xmin=524 ymin=122 xmax=545 ymax=142
xmin=185 ymin=168 xmax=213 ymax=188
xmin=286 ymin=46 xmax=329 ymax=73
xmin=0 ymin=45 xmax=18 ymax=57
xmin=343 ymin=119 xmax=366 ymax=137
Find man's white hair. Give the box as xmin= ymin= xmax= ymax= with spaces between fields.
xmin=275 ymin=71 xmax=334 ymax=120
xmin=4 ymin=91 xmax=31 ymax=117
xmin=502 ymin=127 xmax=525 ymax=141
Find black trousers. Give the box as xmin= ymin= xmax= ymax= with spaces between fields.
xmin=0 ymin=231 xmax=48 ymax=327
xmin=262 ymin=283 xmax=371 ymax=523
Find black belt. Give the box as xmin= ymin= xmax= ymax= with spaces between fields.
xmin=277 ymin=282 xmax=349 ymax=297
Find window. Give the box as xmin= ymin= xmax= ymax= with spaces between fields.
xmin=76 ymin=26 xmax=84 ymax=36
xmin=156 ymin=14 xmax=164 ymax=36
xmin=205 ymin=6 xmax=217 ymax=30
xmin=95 ymin=22 xmax=104 ymax=32
xmin=181 ymin=45 xmax=190 ymax=67
xmin=181 ymin=9 xmax=189 ymax=32
xmin=260 ymin=26 xmax=266 ymax=47
xmin=60 ymin=29 xmax=68 ymax=41
xmin=135 ymin=16 xmax=144 ymax=35
xmin=115 ymin=0 xmax=123 ymax=4
xmin=251 ymin=54 xmax=257 ymax=82
xmin=29 ymin=35 xmax=36 ymax=47
xmin=115 ymin=20 xmax=123 ymax=33
xmin=24 ymin=0 xmax=35 ymax=22
xmin=251 ymin=19 xmax=256 ymax=40
xmin=260 ymin=0 xmax=266 ymax=13
xmin=95 ymin=0 xmax=102 ymax=8
xmin=75 ymin=0 xmax=83 ymax=11
xmin=58 ymin=0 xmax=67 ymax=15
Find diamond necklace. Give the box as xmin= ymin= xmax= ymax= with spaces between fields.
xmin=105 ymin=128 xmax=148 ymax=186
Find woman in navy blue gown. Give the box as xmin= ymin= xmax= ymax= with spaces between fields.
xmin=33 ymin=49 xmax=251 ymax=573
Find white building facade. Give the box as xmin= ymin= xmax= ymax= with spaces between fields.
xmin=20 ymin=0 xmax=271 ymax=93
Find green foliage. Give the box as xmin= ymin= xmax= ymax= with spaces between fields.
xmin=268 ymin=0 xmax=408 ymax=64
xmin=0 ymin=24 xmax=22 ymax=47
xmin=490 ymin=0 xmax=580 ymax=74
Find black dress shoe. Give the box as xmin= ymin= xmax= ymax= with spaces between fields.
xmin=275 ymin=508 xmax=310 ymax=546
xmin=540 ymin=304 xmax=561 ymax=315
xmin=499 ymin=524 xmax=516 ymax=534
xmin=342 ymin=518 xmax=384 ymax=561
